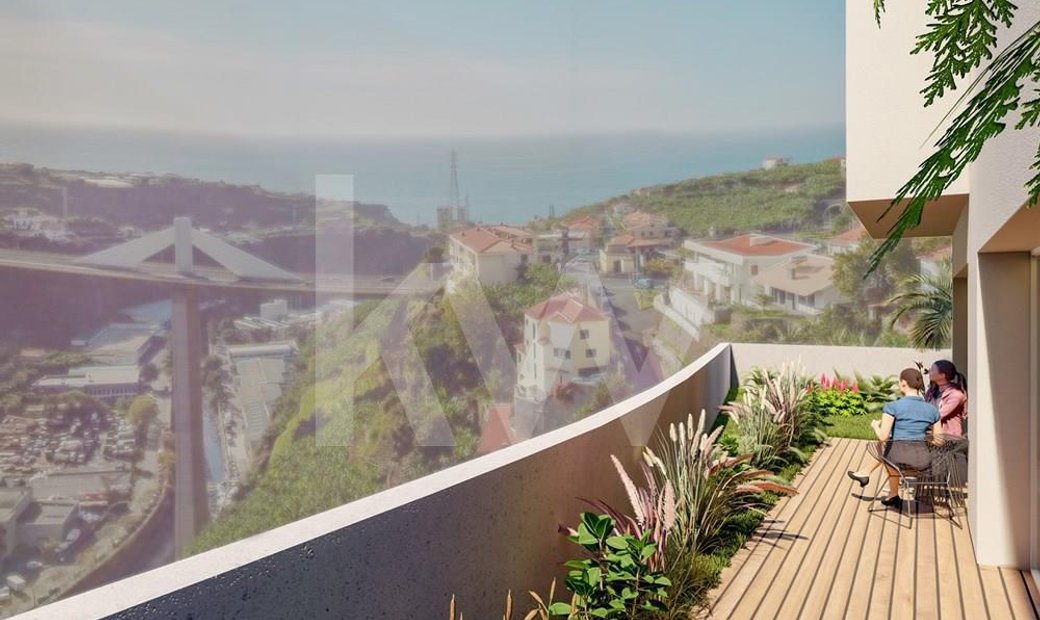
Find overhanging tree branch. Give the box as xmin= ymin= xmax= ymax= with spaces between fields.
xmin=866 ymin=12 xmax=1040 ymax=274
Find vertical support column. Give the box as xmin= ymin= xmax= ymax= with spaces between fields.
xmin=952 ymin=276 xmax=968 ymax=372
xmin=171 ymin=286 xmax=207 ymax=557
xmin=174 ymin=216 xmax=194 ymax=276
xmin=970 ymin=252 xmax=1033 ymax=567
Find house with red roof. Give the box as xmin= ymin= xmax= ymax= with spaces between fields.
xmin=476 ymin=403 xmax=517 ymax=455
xmin=827 ymin=224 xmax=867 ymax=255
xmin=621 ymin=210 xmax=676 ymax=240
xmin=515 ymin=292 xmax=611 ymax=401
xmin=598 ymin=234 xmax=672 ymax=276
xmin=680 ymin=233 xmax=816 ymax=306
xmin=448 ymin=226 xmax=534 ymax=286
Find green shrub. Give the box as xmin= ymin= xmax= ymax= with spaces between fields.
xmin=557 ymin=513 xmax=671 ymax=618
xmin=808 ymin=374 xmax=870 ymax=417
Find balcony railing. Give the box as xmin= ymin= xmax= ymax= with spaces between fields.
xmin=21 ymin=343 xmax=958 ymax=619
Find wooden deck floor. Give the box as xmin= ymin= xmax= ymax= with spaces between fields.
xmin=708 ymin=438 xmax=1040 ymax=619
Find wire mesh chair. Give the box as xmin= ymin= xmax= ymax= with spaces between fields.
xmin=865 ymin=437 xmax=965 ymax=524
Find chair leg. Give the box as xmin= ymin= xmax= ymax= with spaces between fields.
xmin=871 ymin=472 xmax=887 ymax=500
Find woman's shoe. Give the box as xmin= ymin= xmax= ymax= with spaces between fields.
xmin=847 ymin=471 xmax=869 ymax=488
xmin=880 ymin=495 xmax=903 ymax=510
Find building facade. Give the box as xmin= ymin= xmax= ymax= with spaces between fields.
xmin=515 ymin=292 xmax=611 ymax=401
xmin=448 ymin=226 xmax=534 ymax=286
xmin=681 ymin=233 xmax=816 ymax=306
xmin=847 ymin=0 xmax=1040 ymax=571
xmin=751 ymin=254 xmax=843 ymax=315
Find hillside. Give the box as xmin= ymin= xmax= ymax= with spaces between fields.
xmin=560 ymin=159 xmax=846 ymax=236
xmin=0 ymin=163 xmax=407 ymax=233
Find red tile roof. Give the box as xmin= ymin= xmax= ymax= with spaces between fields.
xmin=566 ymin=215 xmax=602 ymax=233
xmin=830 ymin=225 xmax=867 ymax=247
xmin=525 ymin=292 xmax=608 ymax=324
xmin=623 ymin=210 xmax=670 ymax=229
xmin=701 ymin=233 xmax=814 ymax=257
xmin=451 ymin=226 xmax=532 ymax=254
xmin=477 ymin=404 xmax=516 ymax=455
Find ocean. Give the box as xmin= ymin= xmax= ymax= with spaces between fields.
xmin=0 ymin=122 xmax=844 ymax=226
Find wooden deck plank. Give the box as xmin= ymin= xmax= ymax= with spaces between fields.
xmin=834 ymin=454 xmax=893 ymax=619
xmin=913 ymin=500 xmax=941 ymax=620
xmin=707 ymin=438 xmax=1033 ymax=620
xmin=723 ymin=439 xmax=857 ymax=618
xmin=979 ymin=564 xmax=1013 ymax=619
xmin=866 ymin=484 xmax=904 ymax=620
xmin=888 ymin=501 xmax=918 ymax=620
xmin=934 ymin=497 xmax=965 ymax=620
xmin=709 ymin=439 xmax=847 ymax=618
xmin=773 ymin=442 xmax=870 ymax=619
xmin=1000 ymin=568 xmax=1038 ymax=619
xmin=1021 ymin=571 xmax=1040 ymax=618
xmin=944 ymin=505 xmax=989 ymax=618
xmin=793 ymin=444 xmax=874 ymax=619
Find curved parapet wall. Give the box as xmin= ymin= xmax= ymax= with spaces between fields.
xmin=22 ymin=345 xmax=734 ymax=620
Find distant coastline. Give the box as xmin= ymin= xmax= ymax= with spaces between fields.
xmin=0 ymin=121 xmax=844 ymax=226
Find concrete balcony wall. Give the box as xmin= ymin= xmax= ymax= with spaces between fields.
xmin=731 ymin=342 xmax=950 ymax=380
xmin=26 ymin=345 xmax=733 ymax=620
xmin=23 ymin=343 xmax=952 ymax=618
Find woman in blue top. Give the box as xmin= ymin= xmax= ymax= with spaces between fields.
xmin=847 ymin=368 xmax=941 ymax=509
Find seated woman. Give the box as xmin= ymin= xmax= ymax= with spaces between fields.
xmin=926 ymin=359 xmax=967 ymax=437
xmin=847 ymin=368 xmax=941 ymax=509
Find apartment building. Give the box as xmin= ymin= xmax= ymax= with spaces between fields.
xmin=448 ymin=226 xmax=533 ymax=285
xmin=751 ymin=254 xmax=843 ymax=315
xmin=681 ymin=233 xmax=816 ymax=305
xmin=515 ymin=292 xmax=611 ymax=401
xmin=847 ymin=0 xmax=1040 ymax=571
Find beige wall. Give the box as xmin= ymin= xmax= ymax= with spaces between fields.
xmin=731 ymin=342 xmax=949 ymax=381
xmin=845 ymin=0 xmax=968 ymax=205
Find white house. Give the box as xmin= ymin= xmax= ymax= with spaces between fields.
xmin=515 ymin=292 xmax=611 ymax=401
xmin=599 ymin=235 xmax=671 ymax=276
xmin=448 ymin=226 xmax=533 ymax=285
xmin=762 ymin=157 xmax=791 ymax=170
xmin=827 ymin=225 xmax=867 ymax=255
xmin=533 ymin=230 xmax=592 ymax=265
xmin=621 ymin=210 xmax=676 ymax=241
xmin=751 ymin=254 xmax=843 ymax=315
xmin=681 ymin=233 xmax=816 ymax=306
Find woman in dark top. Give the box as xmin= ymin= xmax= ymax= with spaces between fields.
xmin=847 ymin=368 xmax=941 ymax=509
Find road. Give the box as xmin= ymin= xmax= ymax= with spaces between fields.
xmin=0 ymin=248 xmax=440 ymax=297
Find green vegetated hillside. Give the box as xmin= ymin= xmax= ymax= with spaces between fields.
xmin=566 ymin=160 xmax=846 ymax=236
xmin=191 ymin=266 xmax=567 ymax=552
xmin=191 ymin=296 xmax=488 ymax=552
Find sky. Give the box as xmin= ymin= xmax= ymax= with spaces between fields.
xmin=0 ymin=1 xmax=845 ymax=139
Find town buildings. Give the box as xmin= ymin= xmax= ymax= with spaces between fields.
xmin=33 ymin=366 xmax=141 ymax=401
xmin=226 ymin=342 xmax=296 ymax=454
xmin=680 ymin=233 xmax=816 ymax=305
xmin=598 ymin=234 xmax=671 ymax=276
xmin=826 ymin=224 xmax=867 ymax=255
xmin=621 ymin=210 xmax=676 ymax=240
xmin=750 ymin=254 xmax=843 ymax=315
xmin=515 ymin=292 xmax=611 ymax=402
xmin=448 ymin=226 xmax=533 ymax=285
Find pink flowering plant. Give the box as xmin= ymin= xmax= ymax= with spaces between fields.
xmin=807 ymin=374 xmax=868 ymax=417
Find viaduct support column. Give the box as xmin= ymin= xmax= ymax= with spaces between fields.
xmin=171 ymin=285 xmax=208 ymax=557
